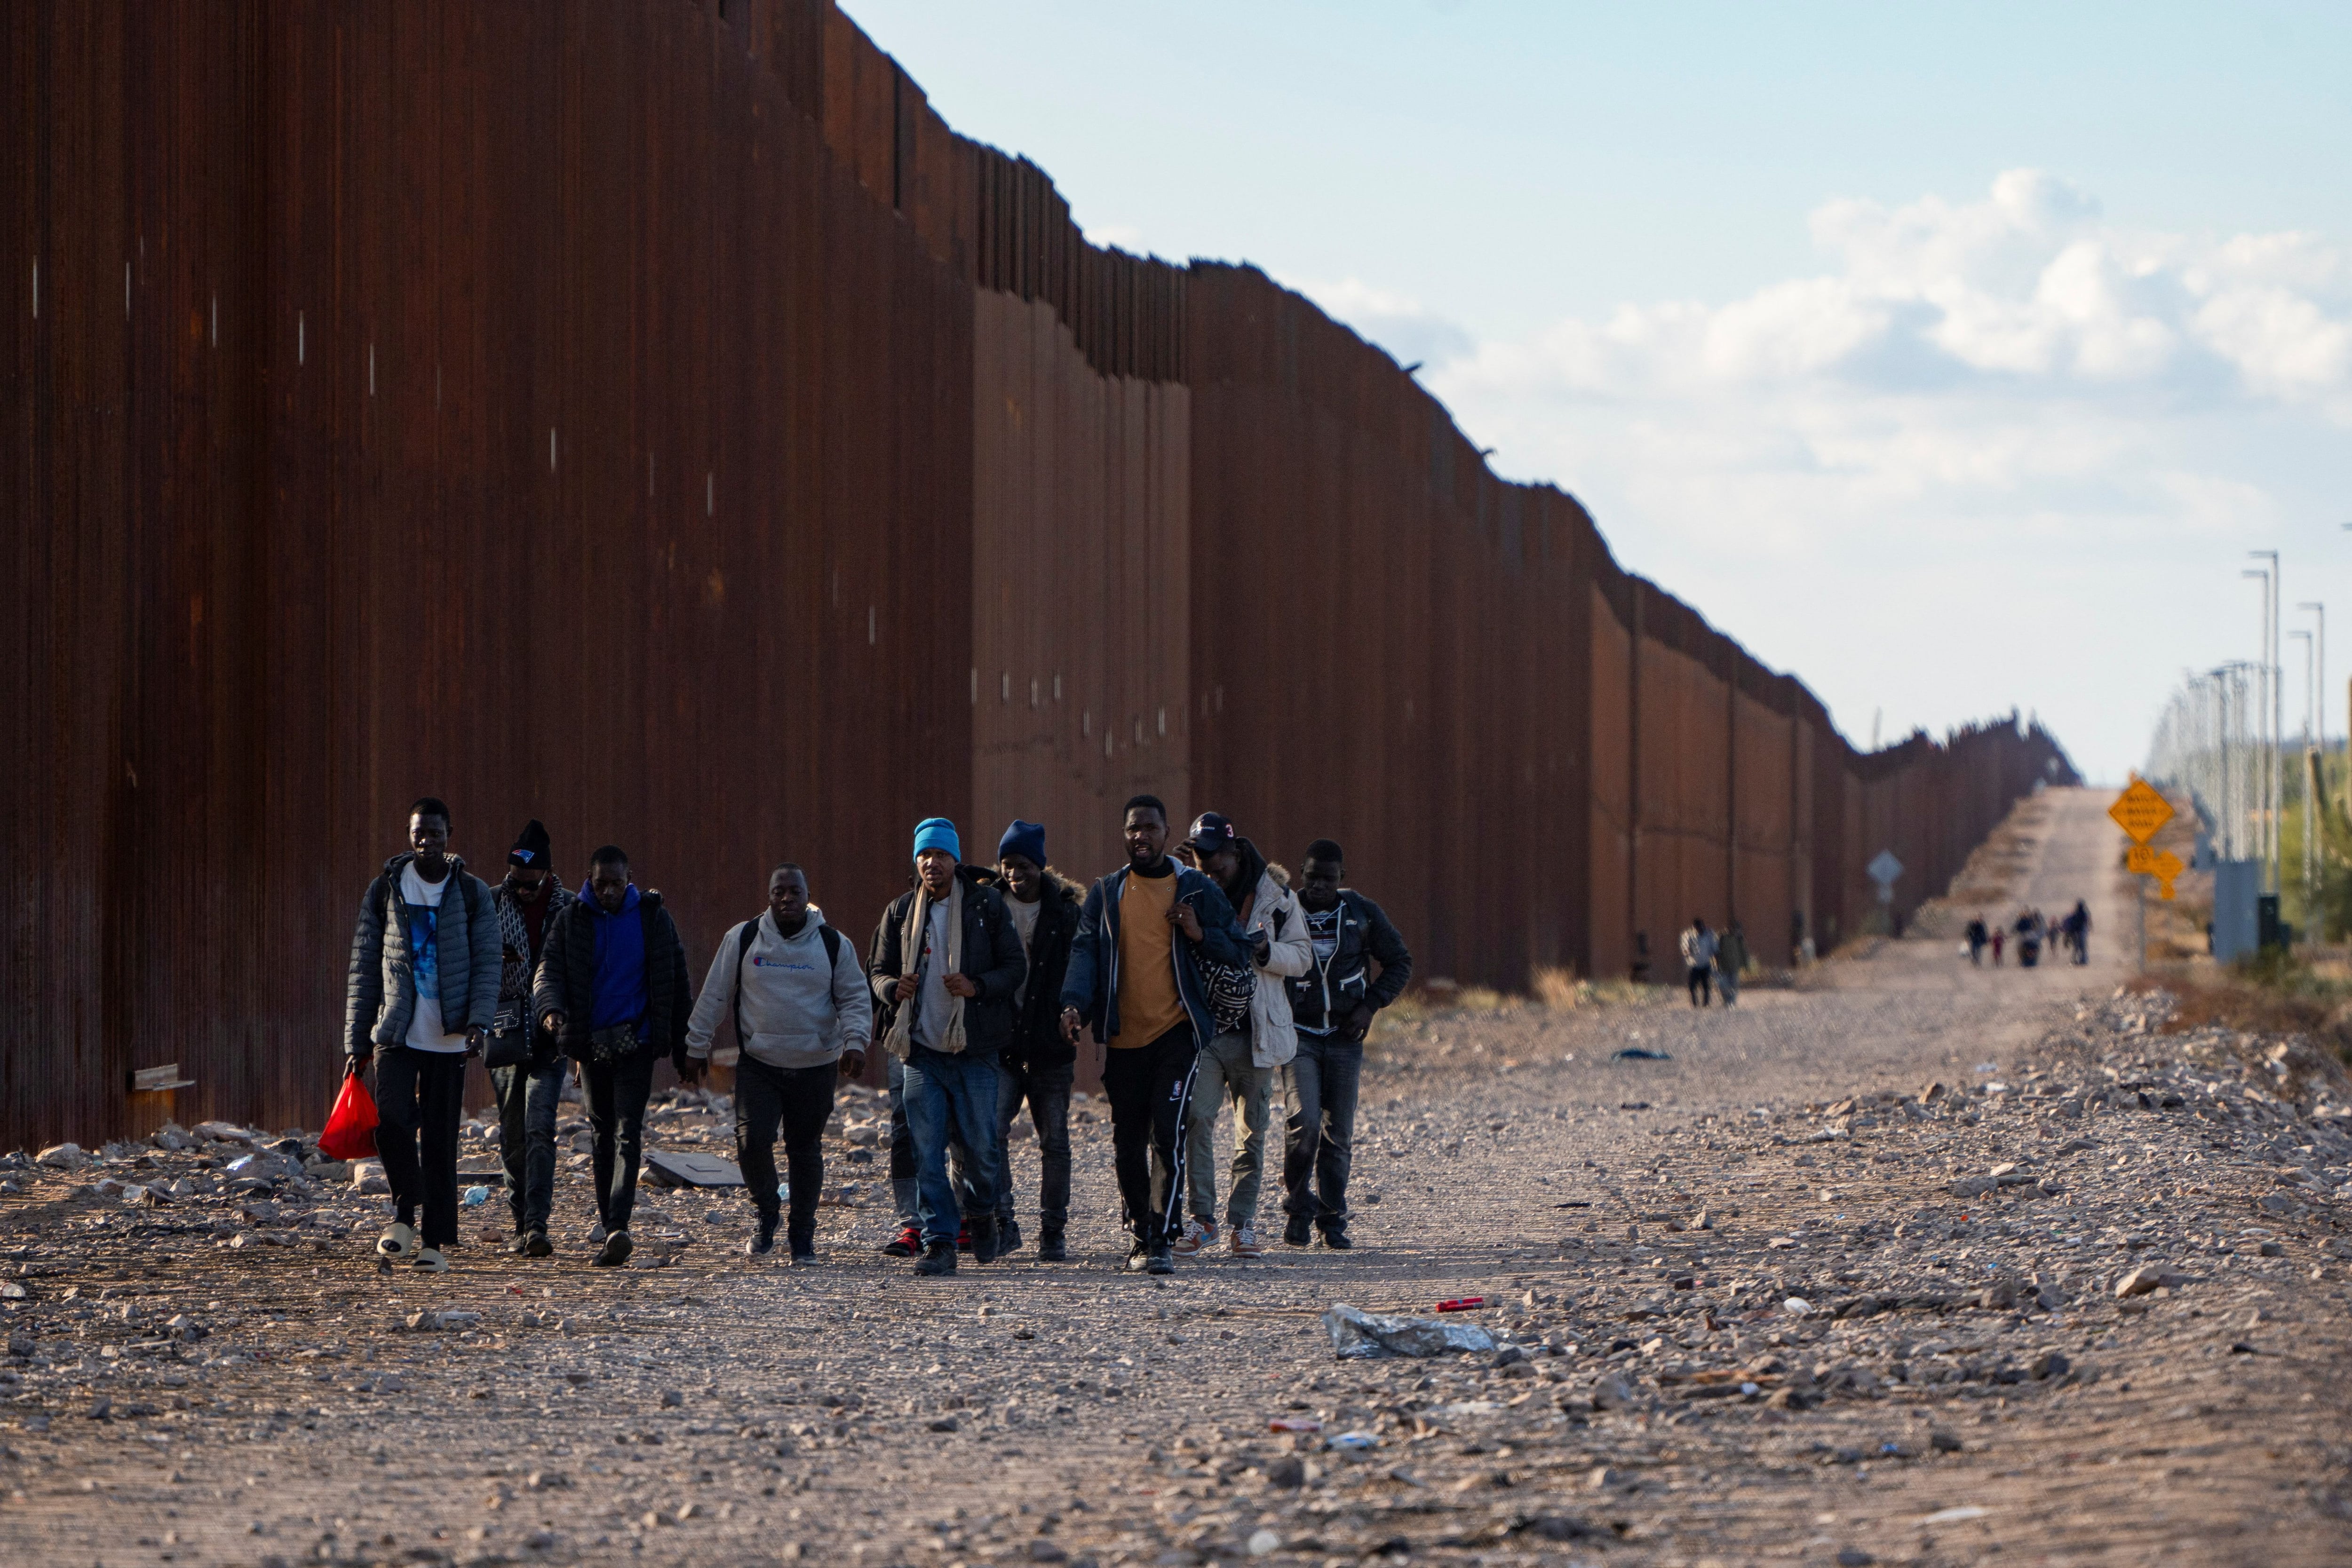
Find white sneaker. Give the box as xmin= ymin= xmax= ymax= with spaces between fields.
xmin=376 ymin=1222 xmax=417 ymax=1259
xmin=1171 ymin=1217 xmax=1216 ymax=1257
xmin=1229 ymin=1226 xmax=1263 ymax=1258
xmin=413 ymin=1246 xmax=448 ymax=1273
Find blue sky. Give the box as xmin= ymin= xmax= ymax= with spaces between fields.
xmin=851 ymin=1 xmax=2352 ymax=782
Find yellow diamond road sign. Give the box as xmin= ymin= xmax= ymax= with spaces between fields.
xmin=2108 ymin=779 xmax=2174 ymax=846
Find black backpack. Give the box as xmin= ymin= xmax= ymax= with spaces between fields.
xmin=731 ymin=918 xmax=843 ymax=1052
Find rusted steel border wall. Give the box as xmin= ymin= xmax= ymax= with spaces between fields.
xmin=3 ymin=0 xmax=2074 ymax=1151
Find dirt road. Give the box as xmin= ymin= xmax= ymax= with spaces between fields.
xmin=4 ymin=787 xmax=2350 ymax=1566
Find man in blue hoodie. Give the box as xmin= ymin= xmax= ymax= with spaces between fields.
xmin=1059 ymin=796 xmax=1250 ymax=1275
xmin=533 ymin=846 xmax=693 ymax=1267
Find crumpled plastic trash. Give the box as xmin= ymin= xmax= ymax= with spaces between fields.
xmin=1322 ymin=1302 xmax=1499 ymax=1360
xmin=1327 ymin=1431 xmax=1382 ymax=1457
xmin=461 ymin=1186 xmax=490 ymax=1207
xmin=1612 ymin=1047 xmax=1671 ymax=1061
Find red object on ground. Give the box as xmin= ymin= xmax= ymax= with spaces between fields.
xmin=1434 ymin=1297 xmax=1486 ymax=1313
xmin=319 ymin=1071 xmax=379 ymax=1161
xmin=1268 ymin=1418 xmax=1323 ymax=1433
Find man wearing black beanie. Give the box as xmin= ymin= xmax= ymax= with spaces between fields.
xmin=487 ymin=818 xmax=574 ymax=1255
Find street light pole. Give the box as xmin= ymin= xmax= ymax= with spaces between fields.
xmin=2257 ymin=550 xmax=2282 ymax=895
xmin=2245 ymin=563 xmax=2275 ymax=891
xmin=2294 ymin=627 xmax=2315 ymax=935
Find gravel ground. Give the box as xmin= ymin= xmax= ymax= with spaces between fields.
xmin=4 ymin=788 xmax=2350 ymax=1566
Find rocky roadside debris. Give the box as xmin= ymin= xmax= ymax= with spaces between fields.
xmin=2 ymin=978 xmax=2348 ymax=1566
xmin=994 ymin=987 xmax=2352 ymax=1564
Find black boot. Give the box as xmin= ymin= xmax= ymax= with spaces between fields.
xmin=914 ymin=1238 xmax=957 ymax=1276
xmin=1036 ymin=1227 xmax=1067 ymax=1262
xmin=969 ymin=1213 xmax=1000 ymax=1265
xmin=996 ymin=1215 xmax=1023 ymax=1256
xmin=746 ymin=1211 xmax=779 ymax=1256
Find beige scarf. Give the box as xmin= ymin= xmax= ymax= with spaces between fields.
xmin=884 ymin=874 xmax=967 ymax=1060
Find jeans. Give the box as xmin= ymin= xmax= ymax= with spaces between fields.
xmin=584 ymin=1051 xmax=656 ymax=1234
xmin=373 ymin=1046 xmax=468 ymax=1248
xmin=1102 ymin=1024 xmax=1198 ymax=1249
xmin=1717 ymin=966 xmax=1740 ymax=1006
xmin=887 ymin=1054 xmax=918 ymax=1225
xmin=735 ymin=1057 xmax=838 ymax=1247
xmin=1184 ymin=1030 xmax=1273 ymax=1229
xmin=958 ymin=1057 xmax=1073 ymax=1232
xmin=1686 ymin=964 xmax=1712 ymax=1006
xmin=1283 ymin=1031 xmax=1361 ymax=1233
xmin=490 ymin=1045 xmax=566 ymax=1235
xmin=902 ymin=1045 xmax=1001 ymax=1246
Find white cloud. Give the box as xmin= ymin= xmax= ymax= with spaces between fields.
xmin=1293 ymin=170 xmax=2352 ymax=780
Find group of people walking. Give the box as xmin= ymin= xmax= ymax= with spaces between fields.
xmin=344 ymin=796 xmax=1411 ymax=1278
xmin=1677 ymin=916 xmax=1749 ymax=1007
xmin=1963 ymin=901 xmax=2090 ymax=968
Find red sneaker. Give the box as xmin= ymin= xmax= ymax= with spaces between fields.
xmin=882 ymin=1223 xmax=921 ymax=1259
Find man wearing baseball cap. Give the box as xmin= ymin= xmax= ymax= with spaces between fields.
xmin=1175 ymin=813 xmax=1311 ymax=1259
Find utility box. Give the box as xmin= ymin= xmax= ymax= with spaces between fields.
xmin=2211 ymin=861 xmax=2260 ymax=962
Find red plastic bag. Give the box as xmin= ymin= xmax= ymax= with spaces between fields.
xmin=319 ymin=1069 xmax=379 ymax=1161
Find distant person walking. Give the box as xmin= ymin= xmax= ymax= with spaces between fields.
xmin=345 ymin=797 xmax=501 ymax=1273
xmin=487 ymin=819 xmax=573 ymax=1258
xmin=1964 ymin=915 xmax=1989 ymax=966
xmin=2065 ymin=900 xmax=2091 ymax=966
xmin=1717 ymin=919 xmax=1749 ymax=1006
xmin=1989 ymin=925 xmax=2004 ymax=965
xmin=682 ymin=863 xmax=871 ymax=1261
xmin=1680 ymin=917 xmax=1718 ymax=1008
xmin=534 ymin=846 xmax=694 ymax=1267
xmin=1279 ymin=839 xmax=1413 ymax=1250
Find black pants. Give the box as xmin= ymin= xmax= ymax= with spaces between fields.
xmin=491 ymin=1047 xmax=566 ymax=1235
xmin=956 ymin=1057 xmax=1074 ymax=1232
xmin=999 ymin=1058 xmax=1073 ymax=1232
xmin=1101 ymin=1024 xmax=1197 ymax=1249
xmin=735 ymin=1056 xmax=837 ymax=1246
xmin=584 ymin=1051 xmax=656 ymax=1234
xmin=374 ymin=1046 xmax=468 ymax=1248
xmin=1283 ymin=1032 xmax=1362 ymax=1233
xmin=1686 ymin=964 xmax=1712 ymax=1006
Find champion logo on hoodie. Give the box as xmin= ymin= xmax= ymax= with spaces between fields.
xmin=750 ymin=956 xmax=818 ymax=974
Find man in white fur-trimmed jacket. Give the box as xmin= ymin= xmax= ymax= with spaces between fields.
xmin=1173 ymin=812 xmax=1312 ymax=1259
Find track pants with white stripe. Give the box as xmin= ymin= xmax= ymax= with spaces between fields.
xmin=1102 ymin=1022 xmax=1198 ymax=1249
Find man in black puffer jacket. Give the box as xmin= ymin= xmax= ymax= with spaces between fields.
xmin=968 ymin=819 xmax=1084 ymax=1260
xmin=532 ymin=845 xmax=692 ymax=1267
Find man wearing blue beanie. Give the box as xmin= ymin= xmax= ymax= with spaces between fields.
xmin=867 ymin=817 xmax=1026 ymax=1275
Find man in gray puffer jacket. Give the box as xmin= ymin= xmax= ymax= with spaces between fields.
xmin=344 ymin=797 xmax=501 ymax=1272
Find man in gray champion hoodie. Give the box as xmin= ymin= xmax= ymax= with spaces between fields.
xmin=683 ymin=864 xmax=873 ymax=1259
